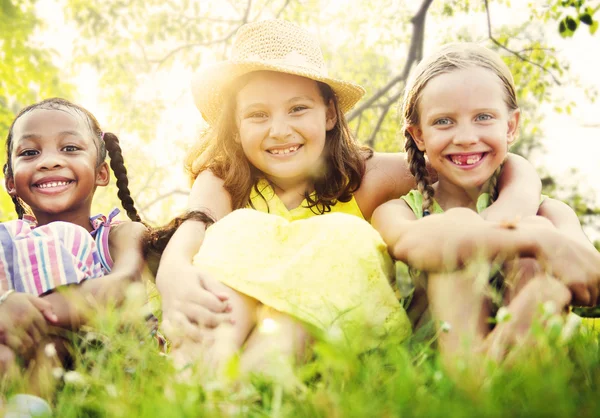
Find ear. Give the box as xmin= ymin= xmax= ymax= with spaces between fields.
xmin=325 ymin=100 xmax=338 ymax=131
xmin=95 ymin=162 xmax=110 ymax=187
xmin=406 ymin=125 xmax=426 ymax=152
xmin=5 ymin=177 xmax=17 ymax=197
xmin=507 ymin=108 xmax=520 ymax=145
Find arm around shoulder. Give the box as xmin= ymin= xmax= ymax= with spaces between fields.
xmin=482 ymin=153 xmax=541 ymax=221
xmin=355 ymin=152 xmax=416 ymax=220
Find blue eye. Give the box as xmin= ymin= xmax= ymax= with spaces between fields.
xmin=433 ymin=118 xmax=452 ymax=126
xmin=476 ymin=114 xmax=493 ymax=121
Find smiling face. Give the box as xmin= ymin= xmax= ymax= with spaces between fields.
xmin=235 ymin=71 xmax=337 ymax=191
xmin=6 ymin=107 xmax=109 ymax=226
xmin=407 ymin=66 xmax=520 ymax=194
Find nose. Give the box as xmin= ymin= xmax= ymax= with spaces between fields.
xmin=269 ymin=113 xmax=292 ymax=141
xmin=36 ymin=151 xmax=64 ymax=171
xmin=452 ymin=123 xmax=479 ymax=147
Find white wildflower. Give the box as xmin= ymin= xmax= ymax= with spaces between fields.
xmin=542 ymin=301 xmax=557 ymax=317
xmin=125 ymin=282 xmax=146 ymax=303
xmin=496 ymin=307 xmax=512 ymax=323
xmin=63 ymin=371 xmax=86 ymax=386
xmin=440 ymin=321 xmax=452 ymax=333
xmin=44 ymin=343 xmax=57 ymax=358
xmin=106 ymin=384 xmax=118 ymax=398
xmin=560 ymin=313 xmax=582 ymax=343
xmin=52 ymin=367 xmax=64 ymax=380
xmin=326 ymin=324 xmax=344 ymax=343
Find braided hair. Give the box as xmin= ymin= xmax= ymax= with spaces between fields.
xmin=401 ymin=43 xmax=519 ymax=215
xmin=3 ymin=98 xmax=142 ymax=222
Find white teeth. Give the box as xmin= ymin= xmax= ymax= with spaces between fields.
xmin=269 ymin=145 xmax=300 ymax=155
xmin=37 ymin=181 xmax=70 ymax=189
xmin=451 ymin=154 xmax=482 ymax=165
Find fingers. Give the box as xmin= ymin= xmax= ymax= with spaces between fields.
xmin=186 ymin=286 xmax=231 ymax=313
xmin=29 ymin=295 xmax=58 ymax=323
xmin=162 ymin=311 xmax=204 ymax=345
xmin=199 ymin=276 xmax=232 ymax=304
xmin=181 ymin=303 xmax=234 ymax=328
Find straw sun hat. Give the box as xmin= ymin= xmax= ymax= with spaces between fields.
xmin=191 ymin=19 xmax=366 ymax=125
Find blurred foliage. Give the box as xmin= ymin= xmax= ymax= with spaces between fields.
xmin=0 ymin=0 xmax=598 ymax=230
xmin=531 ymin=0 xmax=599 ymax=37
xmin=0 ymin=0 xmax=72 ymax=221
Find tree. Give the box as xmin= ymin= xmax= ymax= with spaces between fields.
xmin=0 ymin=0 xmax=72 ymax=221
xmin=60 ymin=0 xmax=598 ymax=229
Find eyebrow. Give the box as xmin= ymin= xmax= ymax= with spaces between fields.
xmin=288 ymin=96 xmax=316 ymax=103
xmin=19 ymin=130 xmax=84 ymax=141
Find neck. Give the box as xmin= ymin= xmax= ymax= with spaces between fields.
xmin=32 ymin=209 xmax=93 ymax=232
xmin=434 ymin=178 xmax=485 ymax=212
xmin=267 ymin=176 xmax=313 ymax=211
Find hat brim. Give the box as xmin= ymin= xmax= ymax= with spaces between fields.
xmin=191 ymin=60 xmax=366 ymax=125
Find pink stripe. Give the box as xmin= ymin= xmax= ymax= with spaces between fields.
xmin=49 ymin=231 xmax=63 ymax=288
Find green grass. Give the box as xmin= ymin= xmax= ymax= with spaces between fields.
xmin=2 ymin=301 xmax=599 ymax=418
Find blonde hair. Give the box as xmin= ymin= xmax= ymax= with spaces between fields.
xmin=401 ymin=42 xmax=519 ymax=214
xmin=185 ymin=74 xmax=370 ymax=212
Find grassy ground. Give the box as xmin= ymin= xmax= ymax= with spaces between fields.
xmin=1 ymin=294 xmax=599 ymax=418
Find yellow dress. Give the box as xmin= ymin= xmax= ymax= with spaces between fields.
xmin=192 ymin=179 xmax=411 ymax=347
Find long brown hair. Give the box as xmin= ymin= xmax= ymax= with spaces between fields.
xmin=185 ymin=74 xmax=371 ymax=213
xmin=402 ymin=43 xmax=519 ymax=214
xmin=3 ymin=98 xmax=142 ymax=222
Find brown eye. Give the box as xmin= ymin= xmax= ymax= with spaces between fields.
xmin=18 ymin=149 xmax=39 ymax=157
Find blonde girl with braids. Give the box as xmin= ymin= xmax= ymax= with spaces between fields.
xmin=372 ymin=43 xmax=600 ymax=371
xmin=0 ymin=98 xmax=147 ymax=406
xmin=156 ymin=21 xmax=544 ymax=381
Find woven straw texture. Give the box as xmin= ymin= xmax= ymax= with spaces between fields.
xmin=191 ymin=19 xmax=365 ymax=124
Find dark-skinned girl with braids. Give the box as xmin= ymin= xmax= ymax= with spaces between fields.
xmin=0 ymin=98 xmax=147 ymax=412
xmin=371 ymin=43 xmax=600 ymax=382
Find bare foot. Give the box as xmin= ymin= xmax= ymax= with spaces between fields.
xmin=481 ymin=275 xmax=571 ymax=361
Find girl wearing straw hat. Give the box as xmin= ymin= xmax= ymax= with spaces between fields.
xmin=153 ymin=20 xmax=542 ymax=380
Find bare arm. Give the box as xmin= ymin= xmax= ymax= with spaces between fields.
xmin=155 ymin=170 xmax=235 ymax=338
xmin=481 ymin=153 xmax=542 ymax=221
xmin=535 ymin=197 xmax=600 ymax=305
xmin=355 ymin=152 xmax=416 ymax=221
xmin=42 ymin=221 xmax=148 ymax=329
xmin=372 ymin=199 xmax=538 ymax=273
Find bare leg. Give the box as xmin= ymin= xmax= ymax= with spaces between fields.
xmin=238 ymin=307 xmax=312 ymax=391
xmin=427 ymin=268 xmax=491 ymax=363
xmin=482 ymin=274 xmax=571 ymax=361
xmin=171 ymin=284 xmax=260 ymax=379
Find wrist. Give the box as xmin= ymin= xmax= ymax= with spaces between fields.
xmin=0 ymin=290 xmax=15 ymax=307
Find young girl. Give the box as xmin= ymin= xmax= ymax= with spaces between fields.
xmin=371 ymin=43 xmax=600 ymax=371
xmin=155 ymin=20 xmax=544 ymax=379
xmin=0 ymin=98 xmax=147 ymax=403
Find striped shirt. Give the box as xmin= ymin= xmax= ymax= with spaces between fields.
xmin=0 ymin=209 xmax=120 ymax=296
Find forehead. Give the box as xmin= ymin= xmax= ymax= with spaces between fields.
xmin=12 ymin=107 xmax=91 ymax=141
xmin=236 ymin=71 xmax=323 ymax=105
xmin=419 ymin=67 xmax=506 ymax=111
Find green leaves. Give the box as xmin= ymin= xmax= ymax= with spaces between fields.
xmin=553 ymin=1 xmax=599 ymax=37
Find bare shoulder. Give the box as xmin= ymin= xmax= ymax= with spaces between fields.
xmin=109 ymin=221 xmax=148 ymax=244
xmin=355 ymin=152 xmax=415 ymax=221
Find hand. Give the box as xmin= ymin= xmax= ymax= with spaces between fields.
xmin=0 ymin=293 xmax=57 ymax=359
xmin=396 ymin=208 xmax=493 ymax=272
xmin=527 ymin=225 xmax=600 ymax=306
xmin=158 ymin=264 xmax=233 ymax=346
